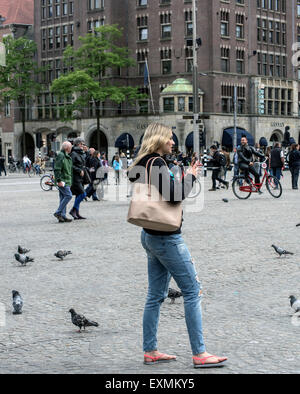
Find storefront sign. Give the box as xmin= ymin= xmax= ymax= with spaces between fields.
xmin=271 ymin=122 xmax=284 ymax=128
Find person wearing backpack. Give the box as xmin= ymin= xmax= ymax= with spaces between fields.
xmin=208 ymin=145 xmax=229 ymax=191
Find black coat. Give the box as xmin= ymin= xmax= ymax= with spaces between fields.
xmin=70 ymin=146 xmax=85 ymax=196
xmin=288 ymin=150 xmax=300 ymax=168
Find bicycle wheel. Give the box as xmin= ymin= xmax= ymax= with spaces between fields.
xmin=187 ymin=178 xmax=201 ymax=198
xmin=40 ymin=175 xmax=54 ymax=191
xmin=232 ymin=177 xmax=252 ymax=200
xmin=266 ymin=175 xmax=282 ymax=198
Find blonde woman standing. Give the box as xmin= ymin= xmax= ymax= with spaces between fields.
xmin=128 ymin=123 xmax=227 ymax=369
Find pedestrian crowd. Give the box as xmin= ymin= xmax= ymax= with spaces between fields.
xmin=53 ymin=137 xmax=109 ymax=223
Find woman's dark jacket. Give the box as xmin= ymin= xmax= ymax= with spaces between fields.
xmin=288 ymin=150 xmax=300 ymax=168
xmin=87 ymin=156 xmax=102 ymax=182
xmin=70 ymin=146 xmax=86 ymax=196
xmin=128 ymin=153 xmax=195 ymax=236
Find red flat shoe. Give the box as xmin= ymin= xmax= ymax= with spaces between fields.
xmin=144 ymin=352 xmax=177 ymax=365
xmin=193 ymin=355 xmax=227 ymax=368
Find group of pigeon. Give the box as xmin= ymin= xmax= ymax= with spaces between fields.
xmin=9 ymin=242 xmax=300 ymax=330
xmin=11 ymin=245 xmax=99 ymax=332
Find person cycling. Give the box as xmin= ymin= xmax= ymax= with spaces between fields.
xmin=237 ymin=136 xmax=265 ymax=187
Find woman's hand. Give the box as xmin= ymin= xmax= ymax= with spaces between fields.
xmin=186 ymin=163 xmax=199 ymax=177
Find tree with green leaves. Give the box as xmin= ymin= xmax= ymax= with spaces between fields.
xmin=0 ymin=36 xmax=42 ymax=157
xmin=51 ymin=24 xmax=145 ymax=149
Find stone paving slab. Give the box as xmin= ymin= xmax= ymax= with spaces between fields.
xmin=0 ymin=172 xmax=300 ymax=374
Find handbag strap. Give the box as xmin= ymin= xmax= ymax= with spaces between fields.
xmin=145 ymin=156 xmax=168 ymax=195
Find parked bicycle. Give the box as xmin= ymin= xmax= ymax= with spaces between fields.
xmin=232 ymin=159 xmax=282 ymax=199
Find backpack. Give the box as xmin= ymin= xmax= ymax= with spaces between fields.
xmin=218 ymin=152 xmax=227 ymax=167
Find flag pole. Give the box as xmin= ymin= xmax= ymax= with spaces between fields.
xmin=145 ymin=57 xmax=155 ymax=114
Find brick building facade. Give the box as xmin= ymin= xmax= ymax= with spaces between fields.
xmin=10 ymin=0 xmax=300 ymax=159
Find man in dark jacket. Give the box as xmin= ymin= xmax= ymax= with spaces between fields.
xmin=270 ymin=142 xmax=284 ymax=185
xmin=54 ymin=141 xmax=73 ymax=222
xmin=208 ymin=145 xmax=229 ymax=191
xmin=69 ymin=137 xmax=87 ymax=220
xmin=237 ymin=136 xmax=265 ymax=185
xmin=288 ymin=143 xmax=300 ymax=189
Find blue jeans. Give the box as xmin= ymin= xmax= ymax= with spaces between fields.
xmin=271 ymin=167 xmax=282 ymax=186
xmin=55 ymin=186 xmax=72 ymax=218
xmin=73 ymin=192 xmax=87 ymax=210
xmin=141 ymin=230 xmax=205 ymax=355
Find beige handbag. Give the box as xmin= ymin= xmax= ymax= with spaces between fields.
xmin=127 ymin=157 xmax=182 ymax=231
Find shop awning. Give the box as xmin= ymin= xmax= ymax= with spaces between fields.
xmin=185 ymin=131 xmax=202 ymax=148
xmin=115 ymin=133 xmax=134 ymax=149
xmin=222 ymin=128 xmax=254 ymax=147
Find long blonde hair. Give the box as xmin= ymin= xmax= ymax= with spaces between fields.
xmin=130 ymin=123 xmax=172 ymax=169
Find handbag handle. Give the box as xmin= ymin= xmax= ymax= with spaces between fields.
xmin=145 ymin=156 xmax=168 ymax=196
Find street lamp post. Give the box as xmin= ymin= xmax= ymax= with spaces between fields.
xmin=192 ymin=0 xmax=199 ymax=159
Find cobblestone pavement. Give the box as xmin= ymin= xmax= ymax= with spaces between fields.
xmin=0 ymin=171 xmax=300 ymax=374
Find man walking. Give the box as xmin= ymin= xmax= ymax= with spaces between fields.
xmin=270 ymin=142 xmax=284 ymax=184
xmin=208 ymin=145 xmax=229 ymax=191
xmin=53 ymin=141 xmax=73 ymax=223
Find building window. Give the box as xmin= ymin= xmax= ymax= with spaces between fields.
xmin=137 ymin=0 xmax=147 ymax=6
xmin=221 ymin=47 xmax=230 ymax=72
xmin=160 ymin=48 xmax=172 ymax=74
xmin=220 ymin=11 xmax=229 ymax=37
xmin=160 ymin=12 xmax=172 ymax=39
xmin=137 ymin=51 xmax=147 ymax=76
xmin=185 ymin=10 xmax=193 ymax=36
xmin=236 ymin=14 xmax=244 ymax=39
xmin=178 ymin=97 xmax=185 ymax=112
xmin=221 ymin=85 xmax=245 ymax=114
xmin=163 ymin=97 xmax=174 ymax=112
xmin=137 ymin=15 xmax=148 ymax=41
xmin=185 ymin=47 xmax=193 ymax=72
xmin=236 ymin=49 xmax=245 ymax=74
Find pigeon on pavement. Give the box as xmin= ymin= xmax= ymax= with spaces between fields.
xmin=271 ymin=244 xmax=294 ymax=257
xmin=14 ymin=253 xmax=34 ymax=266
xmin=289 ymin=295 xmax=300 ymax=313
xmin=17 ymin=246 xmax=30 ymax=254
xmin=222 ymin=198 xmax=229 ymax=203
xmin=54 ymin=250 xmax=72 ymax=260
xmin=168 ymin=288 xmax=182 ymax=304
xmin=296 ymin=223 xmax=300 ymax=227
xmin=69 ymin=309 xmax=99 ymax=332
xmin=12 ymin=290 xmax=23 ymax=315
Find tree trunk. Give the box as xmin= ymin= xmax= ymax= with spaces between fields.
xmin=19 ymin=97 xmax=26 ymax=158
xmin=95 ymin=100 xmax=101 ymax=150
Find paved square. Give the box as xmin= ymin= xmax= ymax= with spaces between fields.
xmin=0 ymin=171 xmax=300 ymax=374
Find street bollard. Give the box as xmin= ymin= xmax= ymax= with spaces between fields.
xmin=203 ymin=149 xmax=207 ymax=177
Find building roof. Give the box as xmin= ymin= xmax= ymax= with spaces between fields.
xmin=0 ymin=0 xmax=34 ymax=26
xmin=161 ymin=78 xmax=204 ymax=95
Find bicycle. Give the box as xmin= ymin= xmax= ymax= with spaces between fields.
xmin=232 ymin=159 xmax=282 ymax=199
xmin=40 ymin=172 xmax=56 ymax=191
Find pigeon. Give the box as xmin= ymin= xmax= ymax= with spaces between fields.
xmin=271 ymin=244 xmax=294 ymax=257
xmin=289 ymin=295 xmax=300 ymax=313
xmin=69 ymin=309 xmax=99 ymax=332
xmin=222 ymin=198 xmax=229 ymax=203
xmin=17 ymin=245 xmax=30 ymax=254
xmin=168 ymin=288 xmax=182 ymax=304
xmin=54 ymin=250 xmax=72 ymax=260
xmin=12 ymin=290 xmax=23 ymax=315
xmin=296 ymin=223 xmax=300 ymax=227
xmin=14 ymin=253 xmax=34 ymax=266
